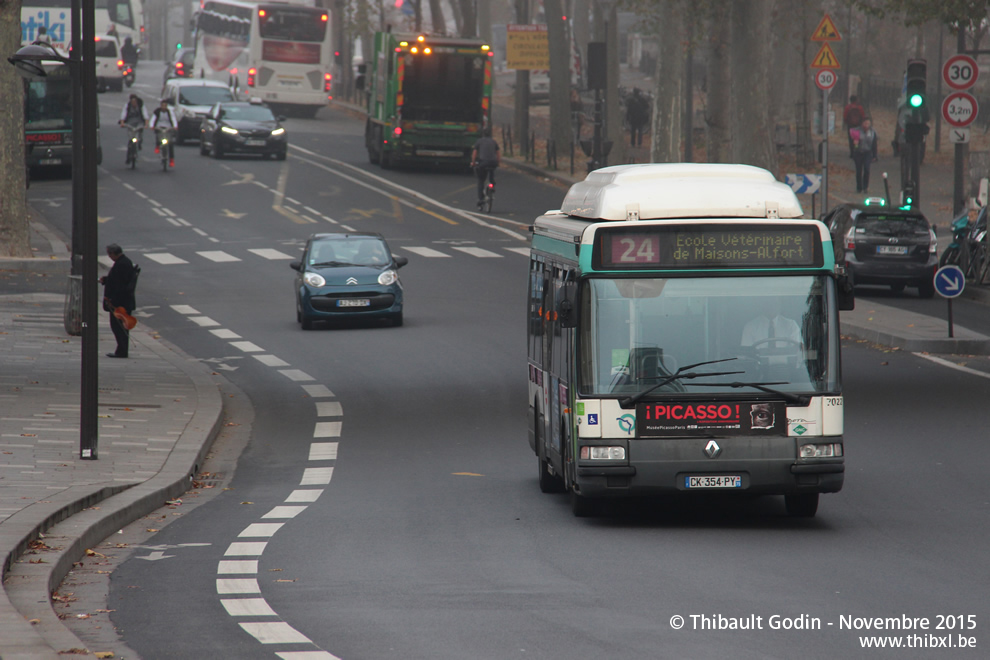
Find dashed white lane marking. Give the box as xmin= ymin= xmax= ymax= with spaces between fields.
xmin=216 ymin=578 xmax=261 ymax=594
xmin=313 ymin=421 xmax=341 ymax=437
xmin=238 ymin=621 xmax=312 ymax=644
xmin=308 ymin=442 xmax=338 ymax=461
xmin=189 ymin=316 xmax=221 ymax=327
xmin=231 ymin=341 xmax=264 ymax=352
xmin=217 ymin=560 xmax=259 ymax=574
xmin=221 ymin=598 xmax=278 ymax=617
xmin=403 ymin=246 xmax=450 ymax=258
xmin=262 ymin=506 xmax=308 ymax=519
xmin=280 ymin=369 xmax=315 ymax=381
xmin=210 ymin=328 xmax=241 ymax=339
xmin=193 ymin=228 xmax=209 ymax=237
xmin=170 ymin=305 xmax=200 ymax=314
xmin=276 ymin=652 xmax=343 ymax=660
xmin=453 ymin=246 xmax=502 ymax=258
xmin=238 ymin=522 xmax=285 ymax=537
xmin=285 ymin=489 xmax=323 ymax=503
xmin=225 ymin=542 xmax=268 ymax=556
xmin=248 ymin=248 xmax=294 ymax=260
xmin=145 ymin=252 xmax=188 ymax=265
xmin=302 ymin=384 xmax=334 ymax=397
xmin=315 ymin=401 xmax=342 ymax=417
xmin=197 ymin=250 xmax=242 ymax=262
xmin=255 ymin=354 xmax=290 ymax=367
xmin=300 ymin=467 xmax=334 ymax=485
xmin=506 ymin=247 xmax=532 ymax=256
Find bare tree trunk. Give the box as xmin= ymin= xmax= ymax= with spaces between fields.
xmin=729 ymin=0 xmax=777 ymax=172
xmin=704 ymin=0 xmax=730 ymax=163
xmin=457 ymin=0 xmax=477 ymax=37
xmin=545 ymin=0 xmax=572 ymax=155
xmin=428 ymin=0 xmax=446 ymax=34
xmin=651 ymin=2 xmax=682 ymax=162
xmin=572 ymin=0 xmax=590 ymax=87
xmin=603 ymin=3 xmax=624 ymax=166
xmin=0 ymin=0 xmax=31 ymax=258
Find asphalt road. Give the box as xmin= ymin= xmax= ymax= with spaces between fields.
xmin=26 ymin=66 xmax=990 ymax=659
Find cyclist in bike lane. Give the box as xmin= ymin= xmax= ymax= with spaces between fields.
xmin=471 ymin=127 xmax=500 ymax=211
xmin=119 ymin=94 xmax=148 ymax=157
xmin=149 ymin=98 xmax=179 ymax=168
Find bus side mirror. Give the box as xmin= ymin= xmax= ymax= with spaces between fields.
xmin=837 ymin=274 xmax=855 ymax=311
xmin=558 ymin=283 xmax=578 ymax=328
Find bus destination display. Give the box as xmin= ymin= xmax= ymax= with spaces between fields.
xmin=597 ymin=225 xmax=822 ymax=269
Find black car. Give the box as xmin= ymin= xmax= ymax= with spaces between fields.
xmin=822 ymin=200 xmax=938 ymax=297
xmin=199 ymin=101 xmax=287 ymax=160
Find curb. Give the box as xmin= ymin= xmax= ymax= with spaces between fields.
xmin=0 ymin=325 xmax=225 ymax=659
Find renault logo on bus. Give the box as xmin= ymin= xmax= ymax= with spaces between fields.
xmin=704 ymin=440 xmax=721 ymax=458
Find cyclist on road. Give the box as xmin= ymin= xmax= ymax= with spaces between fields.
xmin=470 ymin=128 xmax=500 ymax=211
xmin=149 ymin=98 xmax=178 ymax=168
xmin=119 ymin=94 xmax=148 ymax=153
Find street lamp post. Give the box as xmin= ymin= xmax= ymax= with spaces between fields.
xmin=9 ymin=0 xmax=101 ymax=460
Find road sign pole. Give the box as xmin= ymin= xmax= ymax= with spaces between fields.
xmin=953 ymin=30 xmax=966 ymax=215
xmin=948 ymin=298 xmax=954 ymax=338
xmin=822 ymin=87 xmax=829 ymax=214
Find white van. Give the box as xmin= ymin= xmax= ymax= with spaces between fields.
xmin=94 ymin=35 xmax=125 ymax=93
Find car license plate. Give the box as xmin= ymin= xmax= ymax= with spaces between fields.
xmin=245 ymin=139 xmax=266 ymax=147
xmin=876 ymin=245 xmax=908 ymax=255
xmin=337 ymin=299 xmax=370 ymax=308
xmin=685 ymin=475 xmax=742 ymax=489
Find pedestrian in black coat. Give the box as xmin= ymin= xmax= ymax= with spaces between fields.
xmin=99 ymin=243 xmax=137 ymax=358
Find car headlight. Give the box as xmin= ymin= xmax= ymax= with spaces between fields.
xmin=221 ymin=126 xmax=238 ymax=135
xmin=303 ymin=272 xmax=326 ymax=287
xmin=378 ymin=270 xmax=398 ymax=286
xmin=271 ymin=127 xmax=285 ymax=136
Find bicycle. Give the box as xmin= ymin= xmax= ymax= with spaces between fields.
xmin=474 ymin=165 xmax=495 ymax=213
xmin=123 ymin=124 xmax=142 ymax=169
xmin=155 ymin=126 xmax=173 ymax=172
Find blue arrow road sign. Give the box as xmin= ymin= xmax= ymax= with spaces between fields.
xmin=785 ymin=174 xmax=822 ymax=194
xmin=934 ymin=265 xmax=966 ymax=298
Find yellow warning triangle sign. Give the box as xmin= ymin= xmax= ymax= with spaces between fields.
xmin=811 ymin=14 xmax=842 ymax=41
xmin=811 ymin=43 xmax=841 ymax=69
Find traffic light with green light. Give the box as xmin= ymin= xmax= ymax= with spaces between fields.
xmin=906 ymin=59 xmax=927 ymax=111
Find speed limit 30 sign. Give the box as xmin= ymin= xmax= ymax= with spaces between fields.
xmin=815 ymin=69 xmax=837 ymax=91
xmin=943 ymin=54 xmax=979 ymax=90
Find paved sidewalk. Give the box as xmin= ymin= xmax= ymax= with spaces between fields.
xmin=1 ymin=222 xmax=224 ymax=658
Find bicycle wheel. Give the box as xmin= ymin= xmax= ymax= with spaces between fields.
xmin=938 ymin=246 xmax=959 ymax=268
xmin=129 ymin=144 xmax=137 ymax=169
xmin=484 ymin=191 xmax=493 ymax=213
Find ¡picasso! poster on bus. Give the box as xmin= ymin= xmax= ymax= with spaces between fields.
xmin=636 ymin=401 xmax=786 ymax=437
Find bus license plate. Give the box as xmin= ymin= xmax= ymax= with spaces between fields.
xmin=876 ymin=245 xmax=908 ymax=255
xmin=245 ymin=139 xmax=267 ymax=147
xmin=685 ymin=475 xmax=742 ymax=489
xmin=338 ymin=299 xmax=370 ymax=308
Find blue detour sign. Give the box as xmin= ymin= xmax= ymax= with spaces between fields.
xmin=785 ymin=174 xmax=822 ymax=194
xmin=934 ymin=265 xmax=966 ymax=298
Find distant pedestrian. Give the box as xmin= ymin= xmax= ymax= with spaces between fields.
xmin=99 ymin=244 xmax=138 ymax=358
xmin=625 ymin=87 xmax=649 ymax=147
xmin=852 ymin=117 xmax=878 ymax=194
xmin=843 ymin=95 xmax=866 ymax=158
xmin=570 ymin=88 xmax=584 ymax=144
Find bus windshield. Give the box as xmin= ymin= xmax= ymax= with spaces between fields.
xmin=578 ymin=275 xmax=837 ymax=397
xmin=25 ymin=76 xmax=72 ymax=130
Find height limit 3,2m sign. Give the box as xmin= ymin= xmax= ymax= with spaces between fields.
xmin=943 ymin=91 xmax=979 ymax=128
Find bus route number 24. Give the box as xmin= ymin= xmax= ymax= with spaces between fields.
xmin=613 ymin=236 xmax=659 ymax=264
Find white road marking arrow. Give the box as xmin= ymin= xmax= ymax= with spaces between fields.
xmin=135 ymin=551 xmax=174 ymax=561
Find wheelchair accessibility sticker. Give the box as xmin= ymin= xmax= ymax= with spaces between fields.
xmin=587 ymin=413 xmax=599 ymax=425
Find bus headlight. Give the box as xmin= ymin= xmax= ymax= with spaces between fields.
xmin=378 ymin=269 xmax=398 ymax=286
xmin=303 ymin=272 xmax=326 ymax=287
xmin=580 ymin=446 xmax=625 ymax=460
xmin=799 ymin=443 xmax=843 ymax=458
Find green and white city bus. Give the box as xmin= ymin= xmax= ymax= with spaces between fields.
xmin=527 ymin=163 xmax=854 ymax=517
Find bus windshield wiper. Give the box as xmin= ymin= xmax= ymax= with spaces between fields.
xmin=684 ymin=381 xmax=811 ymax=406
xmin=619 ymin=358 xmax=742 ymax=408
